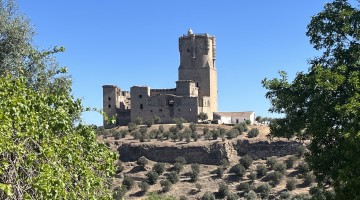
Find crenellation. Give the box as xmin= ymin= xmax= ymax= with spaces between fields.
xmin=103 ymin=29 xmax=218 ymax=127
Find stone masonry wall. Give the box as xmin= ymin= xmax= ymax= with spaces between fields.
xmin=117 ymin=139 xmax=301 ymax=165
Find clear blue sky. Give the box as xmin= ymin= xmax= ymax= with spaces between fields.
xmin=17 ymin=1 xmax=332 ymax=126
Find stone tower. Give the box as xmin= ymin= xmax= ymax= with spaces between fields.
xmin=102 ymin=85 xmax=119 ymax=128
xmin=178 ymin=29 xmax=218 ymax=119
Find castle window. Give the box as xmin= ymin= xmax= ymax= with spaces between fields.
xmin=139 ymin=95 xmax=142 ymax=98
xmin=150 ymin=110 xmax=153 ymax=112
xmin=187 ymin=48 xmax=190 ymax=53
xmin=196 ymin=82 xmax=199 ymax=87
xmin=159 ymin=109 xmax=162 ymax=112
xmin=178 ymin=109 xmax=180 ymax=111
xmin=140 ymin=104 xmax=143 ymax=109
xmin=108 ymin=97 xmax=111 ymax=101
xmin=108 ymin=104 xmax=111 ymax=108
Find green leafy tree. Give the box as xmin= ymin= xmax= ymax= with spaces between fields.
xmin=197 ymin=112 xmax=208 ymax=122
xmin=0 ymin=1 xmax=116 ymax=198
xmin=0 ymin=75 xmax=117 ymax=199
xmin=262 ymin=1 xmax=360 ymax=198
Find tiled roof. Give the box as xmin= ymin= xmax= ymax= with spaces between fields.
xmin=214 ymin=112 xmax=254 ymax=117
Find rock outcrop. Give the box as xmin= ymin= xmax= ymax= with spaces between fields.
xmin=117 ymin=139 xmax=301 ymax=164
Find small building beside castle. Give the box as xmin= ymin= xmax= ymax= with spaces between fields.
xmin=103 ymin=29 xmax=254 ymax=128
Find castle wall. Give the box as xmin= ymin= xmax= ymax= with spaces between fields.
xmin=150 ymin=89 xmax=176 ymax=96
xmin=176 ymin=80 xmax=198 ymax=97
xmin=131 ymin=86 xmax=198 ymax=123
xmin=103 ymin=30 xmax=218 ymax=127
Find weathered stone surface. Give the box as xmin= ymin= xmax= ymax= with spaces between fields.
xmin=117 ymin=139 xmax=301 ymax=165
xmin=235 ymin=140 xmax=301 ymax=159
xmin=118 ymin=142 xmax=226 ymax=165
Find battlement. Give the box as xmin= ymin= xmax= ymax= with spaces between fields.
xmin=102 ymin=85 xmax=118 ymax=88
xmin=103 ymin=29 xmax=217 ymax=127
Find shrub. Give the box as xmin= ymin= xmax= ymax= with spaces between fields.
xmin=175 ymin=156 xmax=186 ymax=165
xmin=286 ymin=177 xmax=297 ymax=191
xmin=160 ymin=180 xmax=172 ymax=192
xmin=237 ymin=182 xmax=250 ymax=192
xmin=137 ymin=156 xmax=148 ymax=169
xmin=215 ymin=167 xmax=224 ymax=178
xmin=146 ymin=118 xmax=154 ymax=127
xmin=230 ymin=164 xmax=246 ymax=177
xmin=234 ymin=122 xmax=248 ymax=132
xmin=138 ymin=181 xmax=150 ymax=192
xmin=285 ymin=155 xmax=297 ymax=169
xmin=217 ymin=182 xmax=229 ymax=198
xmin=296 ymin=145 xmax=307 ymax=158
xmin=189 ymin=122 xmax=197 ymax=133
xmin=173 ymin=117 xmax=186 ymax=130
xmin=203 ymin=127 xmax=210 ymax=135
xmin=247 ymin=171 xmax=257 ymax=181
xmin=240 ymin=155 xmax=253 ymax=169
xmin=163 ymin=131 xmax=170 ymax=139
xmin=292 ymin=193 xmax=311 ymax=200
xmin=201 ymin=192 xmax=215 ymax=200
xmin=244 ymin=190 xmax=257 ymax=200
xmin=226 ymin=192 xmax=238 ymax=200
xmin=218 ymin=128 xmax=226 ymax=137
xmin=191 ymin=131 xmax=198 ymax=141
xmin=139 ymin=126 xmax=148 ymax=135
xmin=149 ymin=129 xmax=159 ymax=139
xmin=153 ymin=162 xmax=165 ymax=175
xmin=173 ymin=162 xmax=184 ymax=173
xmin=309 ymin=187 xmax=326 ymax=200
xmin=220 ymin=159 xmax=230 ymax=168
xmin=266 ymin=171 xmax=284 ymax=186
xmin=297 ymin=161 xmax=310 ymax=174
xmin=166 ymin=171 xmax=179 ymax=184
xmin=248 ymin=128 xmax=259 ymax=138
xmin=273 ymin=163 xmax=287 ymax=175
xmin=152 ymin=115 xmax=161 ymax=124
xmin=135 ymin=117 xmax=143 ymax=125
xmin=266 ymin=156 xmax=278 ymax=169
xmin=128 ymin=122 xmax=137 ymax=132
xmin=113 ymin=185 xmax=128 ymax=200
xmin=191 ymin=163 xmax=200 ymax=173
xmin=211 ymin=129 xmax=220 ymax=140
xmin=256 ymin=164 xmax=268 ymax=177
xmin=245 ymin=119 xmax=251 ymax=125
xmin=204 ymin=132 xmax=212 ymax=140
xmin=122 ymin=176 xmax=135 ymax=190
xmin=146 ymin=171 xmax=159 ymax=185
xmin=170 ymin=132 xmax=178 ymax=142
xmin=178 ymin=131 xmax=185 ymax=141
xmin=303 ymin=172 xmax=316 ymax=186
xmin=280 ymin=190 xmax=291 ymax=199
xmin=189 ymin=171 xmax=199 ymax=182
xmin=158 ymin=124 xmax=165 ymax=133
xmin=197 ymin=112 xmax=208 ymax=122
xmin=256 ymin=183 xmax=272 ymax=199
xmin=227 ymin=129 xmax=240 ymax=139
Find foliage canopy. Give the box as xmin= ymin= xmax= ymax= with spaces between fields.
xmin=262 ymin=0 xmax=360 ymax=198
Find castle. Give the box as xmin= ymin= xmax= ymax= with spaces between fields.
xmin=103 ymin=29 xmax=254 ymax=128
